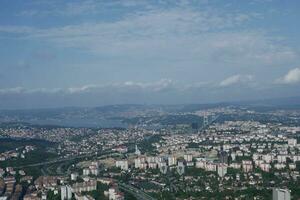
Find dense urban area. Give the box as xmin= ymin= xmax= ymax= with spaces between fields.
xmin=2 ymin=0 xmax=300 ymax=199
xmin=0 ymin=104 xmax=300 ymax=200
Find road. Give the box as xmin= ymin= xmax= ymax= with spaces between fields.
xmin=15 ymin=149 xmax=113 ymax=169
xmin=118 ymin=182 xmax=157 ymax=200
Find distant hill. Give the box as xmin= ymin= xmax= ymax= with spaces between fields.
xmin=0 ymin=96 xmax=299 ymax=127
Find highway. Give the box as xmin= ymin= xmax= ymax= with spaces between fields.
xmin=15 ymin=149 xmax=114 ymax=169
xmin=118 ymin=182 xmax=157 ymax=200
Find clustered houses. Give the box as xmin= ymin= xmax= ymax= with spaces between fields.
xmin=34 ymin=176 xmax=62 ymax=190
xmin=0 ymin=145 xmax=35 ymax=162
xmin=110 ymin=117 xmax=300 ymax=198
xmin=0 ymin=170 xmax=123 ymax=200
xmin=156 ymin=120 xmax=300 ymax=174
xmin=65 ymin=175 xmax=125 ymax=200
xmin=58 ymin=128 xmax=151 ymax=157
xmin=0 ymin=128 xmax=90 ymax=142
xmin=1 ymin=106 xmax=300 ymax=199
xmin=133 ymin=155 xmax=167 ymax=170
xmin=1 ymin=177 xmax=17 ymax=199
xmin=112 ymin=145 xmax=128 ymax=154
xmin=36 ymin=159 xmax=127 ymax=200
xmin=112 ymin=121 xmax=300 ymax=179
xmin=104 ymin=185 xmax=125 ymax=200
xmin=115 ymin=160 xmax=128 ymax=171
xmin=21 ymin=176 xmax=97 ymax=200
xmin=26 ymin=176 xmax=71 ymax=200
xmin=195 ymin=158 xmax=217 ymax=171
xmin=82 ymin=161 xmax=101 ymax=176
xmin=71 ymin=180 xmax=97 ymax=193
xmin=0 ymin=169 xmax=34 ymax=199
xmin=0 ymin=127 xmax=154 ymax=157
xmin=195 ymin=158 xmax=229 ymax=176
xmin=116 ymin=153 xmax=227 ymax=177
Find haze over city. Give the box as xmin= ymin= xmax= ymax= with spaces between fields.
xmin=1 ymin=1 xmax=300 ymax=200
xmin=0 ymin=0 xmax=300 ymax=109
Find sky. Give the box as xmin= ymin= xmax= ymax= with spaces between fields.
xmin=0 ymin=0 xmax=300 ymax=109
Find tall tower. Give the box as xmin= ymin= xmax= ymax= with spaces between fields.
xmin=203 ymin=115 xmax=208 ymax=127
xmin=135 ymin=144 xmax=141 ymax=155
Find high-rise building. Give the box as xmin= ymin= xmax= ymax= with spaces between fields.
xmin=272 ymin=188 xmax=291 ymax=200
xmin=184 ymin=154 xmax=193 ymax=162
xmin=217 ymin=164 xmax=228 ymax=177
xmin=71 ymin=172 xmax=79 ymax=181
xmin=177 ymin=161 xmax=185 ymax=175
xmin=219 ymin=151 xmax=228 ymax=164
xmin=134 ymin=158 xmax=141 ymax=169
xmin=83 ymin=168 xmax=90 ymax=176
xmin=287 ymin=138 xmax=297 ymax=147
xmin=168 ymin=156 xmax=177 ymax=166
xmin=61 ymin=185 xmax=72 ymax=200
xmin=159 ymin=162 xmax=168 ymax=174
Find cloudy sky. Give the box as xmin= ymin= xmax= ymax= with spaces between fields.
xmin=0 ymin=0 xmax=300 ymax=109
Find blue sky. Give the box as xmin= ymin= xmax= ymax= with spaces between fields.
xmin=0 ymin=0 xmax=300 ymax=108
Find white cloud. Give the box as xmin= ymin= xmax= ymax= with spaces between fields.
xmin=0 ymin=26 xmax=35 ymax=34
xmin=67 ymin=84 xmax=98 ymax=94
xmin=17 ymin=0 xmax=153 ymax=17
xmin=219 ymin=74 xmax=253 ymax=87
xmin=0 ymin=1 xmax=298 ymax=96
xmin=0 ymin=76 xmax=261 ymax=96
xmin=17 ymin=0 xmax=101 ymax=17
xmin=0 ymin=79 xmax=175 ymax=95
xmin=123 ymin=79 xmax=174 ymax=92
xmin=0 ymin=1 xmax=299 ymax=108
xmin=277 ymin=68 xmax=300 ymax=84
xmin=1 ymin=6 xmax=295 ymax=68
xmin=0 ymin=87 xmax=62 ymax=94
xmin=0 ymin=87 xmax=25 ymax=94
xmin=0 ymin=1 xmax=297 ymax=71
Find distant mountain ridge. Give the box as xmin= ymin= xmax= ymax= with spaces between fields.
xmin=0 ymin=96 xmax=299 ymax=120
